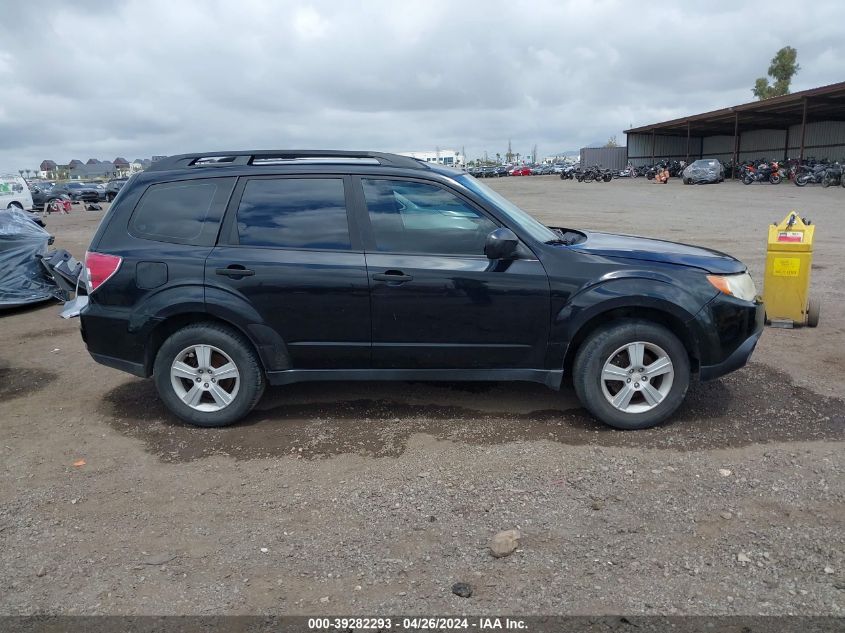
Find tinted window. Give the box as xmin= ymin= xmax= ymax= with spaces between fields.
xmin=236 ymin=178 xmax=350 ymax=250
xmin=130 ymin=178 xmax=234 ymax=245
xmin=362 ymin=179 xmax=496 ymax=255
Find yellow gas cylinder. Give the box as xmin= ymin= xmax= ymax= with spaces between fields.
xmin=763 ymin=211 xmax=819 ymax=328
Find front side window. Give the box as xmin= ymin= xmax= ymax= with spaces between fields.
xmin=362 ymin=179 xmax=496 ymax=255
xmin=235 ymin=178 xmax=350 ymax=249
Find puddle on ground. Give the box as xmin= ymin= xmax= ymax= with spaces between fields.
xmin=0 ymin=365 xmax=58 ymax=401
xmin=100 ymin=363 xmax=844 ymax=463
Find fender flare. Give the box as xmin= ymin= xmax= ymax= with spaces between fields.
xmin=129 ymin=283 xmax=291 ymax=372
xmin=554 ymin=275 xmax=709 ymax=365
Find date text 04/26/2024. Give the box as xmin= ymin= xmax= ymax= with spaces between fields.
xmin=307 ymin=617 xmax=528 ymax=630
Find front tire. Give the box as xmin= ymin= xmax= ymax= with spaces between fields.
xmin=153 ymin=322 xmax=265 ymax=427
xmin=572 ymin=320 xmax=690 ymax=430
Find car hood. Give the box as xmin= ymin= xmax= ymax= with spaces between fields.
xmin=566 ymin=230 xmax=746 ymax=274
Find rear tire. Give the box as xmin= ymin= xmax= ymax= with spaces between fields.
xmin=770 ymin=174 xmax=782 ymax=185
xmin=794 ymin=175 xmax=809 ymax=187
xmin=572 ymin=320 xmax=690 ymax=430
xmin=153 ymin=322 xmax=265 ymax=427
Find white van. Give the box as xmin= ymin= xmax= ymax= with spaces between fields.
xmin=0 ymin=175 xmax=34 ymax=211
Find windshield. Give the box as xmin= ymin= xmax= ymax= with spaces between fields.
xmin=455 ymin=174 xmax=558 ymax=243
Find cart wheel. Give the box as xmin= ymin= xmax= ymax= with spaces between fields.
xmin=806 ymin=299 xmax=820 ymax=328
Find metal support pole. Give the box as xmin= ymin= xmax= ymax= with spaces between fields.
xmin=783 ymin=125 xmax=790 ymax=162
xmin=686 ymin=122 xmax=691 ymax=163
xmin=651 ymin=130 xmax=655 ymax=164
xmin=799 ymin=97 xmax=808 ymax=163
xmin=731 ymin=112 xmax=739 ymax=180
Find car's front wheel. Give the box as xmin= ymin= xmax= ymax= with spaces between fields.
xmin=573 ymin=320 xmax=690 ymax=430
xmin=153 ymin=323 xmax=265 ymax=427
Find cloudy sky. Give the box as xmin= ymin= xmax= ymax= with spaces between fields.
xmin=0 ymin=0 xmax=842 ymax=172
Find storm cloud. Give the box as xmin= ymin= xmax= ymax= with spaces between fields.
xmin=0 ymin=0 xmax=842 ymax=171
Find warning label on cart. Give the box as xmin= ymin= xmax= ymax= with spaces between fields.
xmin=772 ymin=257 xmax=801 ymax=277
xmin=777 ymin=231 xmax=803 ymax=242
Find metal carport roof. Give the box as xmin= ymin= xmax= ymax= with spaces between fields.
xmin=624 ymin=81 xmax=845 ymax=137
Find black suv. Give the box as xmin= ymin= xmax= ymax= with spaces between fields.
xmin=105 ymin=177 xmax=128 ymax=201
xmin=77 ymin=150 xmax=763 ymax=429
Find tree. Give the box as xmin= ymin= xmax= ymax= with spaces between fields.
xmin=506 ymin=140 xmax=513 ymax=163
xmin=495 ymin=152 xmax=500 ymax=164
xmin=604 ymin=136 xmax=618 ymax=148
xmin=752 ymin=46 xmax=799 ymax=100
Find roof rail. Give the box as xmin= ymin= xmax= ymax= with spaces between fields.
xmin=146 ymin=150 xmax=427 ymax=172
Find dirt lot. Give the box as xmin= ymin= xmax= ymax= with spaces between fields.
xmin=1 ymin=178 xmax=842 ymax=616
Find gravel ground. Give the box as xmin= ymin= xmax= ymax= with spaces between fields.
xmin=0 ymin=178 xmax=842 ymax=616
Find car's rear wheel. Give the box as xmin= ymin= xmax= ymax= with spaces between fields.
xmin=153 ymin=322 xmax=265 ymax=427
xmin=573 ymin=320 xmax=690 ymax=430
xmin=7 ymin=201 xmax=23 ymax=210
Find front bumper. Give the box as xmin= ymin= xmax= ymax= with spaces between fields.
xmin=72 ymin=193 xmax=100 ymax=202
xmin=699 ymin=327 xmax=762 ymax=381
xmin=696 ymin=293 xmax=765 ymax=381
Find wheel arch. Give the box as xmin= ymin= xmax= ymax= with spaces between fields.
xmin=562 ymin=305 xmax=701 ymax=383
xmin=141 ymin=310 xmax=291 ymax=377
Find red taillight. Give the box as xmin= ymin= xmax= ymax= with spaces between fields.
xmin=85 ymin=251 xmax=122 ymax=293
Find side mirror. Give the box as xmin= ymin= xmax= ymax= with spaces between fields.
xmin=484 ymin=228 xmax=520 ymax=260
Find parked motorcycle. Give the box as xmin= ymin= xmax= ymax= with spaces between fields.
xmin=821 ymin=162 xmax=842 ymax=188
xmin=742 ymin=161 xmax=781 ymax=185
xmin=794 ymin=163 xmax=828 ymax=187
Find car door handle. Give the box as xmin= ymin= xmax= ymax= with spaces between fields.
xmin=216 ymin=265 xmax=255 ymax=278
xmin=372 ymin=270 xmax=413 ymax=282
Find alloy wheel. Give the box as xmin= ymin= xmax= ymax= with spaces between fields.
xmin=600 ymin=341 xmax=675 ymax=414
xmin=170 ymin=344 xmax=240 ymax=412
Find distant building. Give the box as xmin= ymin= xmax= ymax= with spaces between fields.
xmin=86 ymin=158 xmax=100 ymax=165
xmin=398 ymin=149 xmax=465 ymax=167
xmin=68 ymin=161 xmax=120 ymax=179
xmin=69 ymin=159 xmax=83 ymax=168
xmin=129 ymin=158 xmax=154 ymax=174
xmin=40 ymin=160 xmax=57 ymax=172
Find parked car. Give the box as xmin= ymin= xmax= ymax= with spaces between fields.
xmin=28 ymin=182 xmax=55 ymax=210
xmin=49 ymin=182 xmax=100 ymax=203
xmin=83 ymin=181 xmax=107 ymax=201
xmin=72 ymin=149 xmax=763 ymax=431
xmin=509 ymin=165 xmax=531 ymax=176
xmin=682 ymin=159 xmax=725 ymax=184
xmin=0 ymin=175 xmax=34 ymax=211
xmin=105 ymin=177 xmax=128 ymax=201
xmin=491 ymin=165 xmax=510 ymax=177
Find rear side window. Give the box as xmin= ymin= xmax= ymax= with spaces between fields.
xmin=235 ymin=178 xmax=350 ymax=250
xmin=129 ymin=178 xmax=235 ymax=245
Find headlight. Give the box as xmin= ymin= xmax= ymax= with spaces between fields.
xmin=706 ymin=272 xmax=757 ymax=302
